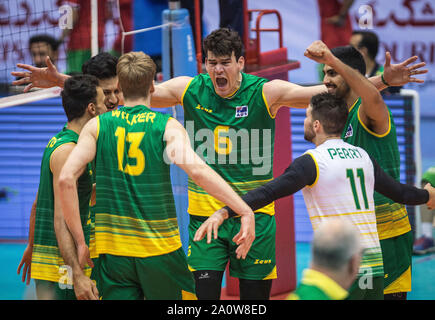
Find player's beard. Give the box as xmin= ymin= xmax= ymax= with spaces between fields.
xmin=304 ymin=123 xmax=316 ymax=142
xmin=335 ymin=82 xmax=351 ymax=100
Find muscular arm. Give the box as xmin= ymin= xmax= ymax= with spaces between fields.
xmin=262 ymin=81 xmax=326 ymax=116
xmin=262 ymin=75 xmax=395 ymax=117
xmin=52 ymin=144 xmax=86 ymax=272
xmin=150 ymin=76 xmax=193 ymax=108
xmin=329 ymin=55 xmax=390 ymax=135
xmin=58 ymin=119 xmax=98 ymax=268
xmin=225 ymin=154 xmax=317 ymax=217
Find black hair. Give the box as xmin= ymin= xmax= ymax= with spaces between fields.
xmin=352 ymin=30 xmax=379 ymax=61
xmin=203 ymin=28 xmax=244 ymax=60
xmin=331 ymin=45 xmax=366 ymax=76
xmin=29 ymin=34 xmax=60 ymax=51
xmin=82 ymin=52 xmax=118 ymax=80
xmin=310 ymin=92 xmax=349 ymax=135
xmin=61 ymin=74 xmax=100 ymax=122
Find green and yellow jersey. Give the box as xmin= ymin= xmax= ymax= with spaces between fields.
xmin=342 ymin=98 xmax=411 ymax=240
xmin=32 ymin=127 xmax=92 ymax=283
xmin=93 ymin=106 xmax=181 ymax=258
xmin=182 ymin=73 xmax=275 ymax=217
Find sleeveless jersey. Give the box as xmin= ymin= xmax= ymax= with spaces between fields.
xmin=301 ymin=139 xmax=383 ymax=279
xmin=32 ymin=127 xmax=92 ymax=282
xmin=182 ymin=73 xmax=275 ymax=217
xmin=94 ymin=106 xmax=181 ymax=258
xmin=342 ymin=98 xmax=410 ymax=239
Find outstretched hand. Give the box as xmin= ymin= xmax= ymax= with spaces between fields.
xmin=11 ymin=56 xmax=65 ymax=92
xmin=383 ymin=52 xmax=428 ymax=86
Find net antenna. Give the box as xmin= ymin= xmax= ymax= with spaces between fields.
xmin=401 ymin=89 xmax=422 ymax=239
xmin=91 ymin=0 xmax=99 ymax=57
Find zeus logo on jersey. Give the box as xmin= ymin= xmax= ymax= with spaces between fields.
xmin=235 ymin=105 xmax=248 ymax=118
xmin=344 ymin=124 xmax=353 ymax=138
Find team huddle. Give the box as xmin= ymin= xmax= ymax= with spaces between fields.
xmin=13 ymin=28 xmax=435 ymax=300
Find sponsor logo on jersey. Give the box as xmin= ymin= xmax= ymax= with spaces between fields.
xmin=235 ymin=105 xmax=248 ymax=118
xmin=344 ymin=124 xmax=353 ymax=138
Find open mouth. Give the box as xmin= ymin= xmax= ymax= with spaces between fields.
xmin=216 ymin=77 xmax=228 ymax=88
xmin=325 ymin=84 xmax=337 ymax=92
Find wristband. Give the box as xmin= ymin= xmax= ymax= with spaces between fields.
xmin=381 ymin=74 xmax=390 ymax=87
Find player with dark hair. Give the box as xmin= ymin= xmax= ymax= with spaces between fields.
xmin=12 ymin=28 xmax=426 ymax=300
xmin=149 ymin=29 xmax=426 ymax=300
xmin=195 ymin=92 xmax=435 ymax=300
xmin=17 ymin=74 xmax=106 ymax=300
xmin=350 ymin=31 xmax=381 ymax=77
xmin=308 ymin=41 xmax=425 ymax=299
xmin=57 ymin=52 xmax=256 ymax=300
xmin=13 ymin=52 xmax=122 ymax=111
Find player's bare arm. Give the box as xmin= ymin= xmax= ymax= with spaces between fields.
xmin=262 ymin=80 xmax=326 ymax=116
xmin=150 ymin=76 xmax=193 ymax=108
xmin=58 ymin=118 xmax=98 ymax=269
xmin=52 ymin=143 xmax=98 ymax=300
xmin=17 ymin=193 xmax=37 ymax=285
xmin=164 ymin=118 xmax=255 ymax=259
xmin=305 ymin=40 xmax=389 ymax=135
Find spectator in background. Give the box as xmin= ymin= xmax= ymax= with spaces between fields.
xmin=29 ymin=35 xmax=60 ymax=68
xmin=317 ymin=0 xmax=354 ymax=80
xmin=60 ymin=0 xmax=108 ymax=74
xmin=349 ymin=31 xmax=382 ymax=77
xmin=414 ymin=167 xmax=435 ymax=255
xmin=287 ymin=219 xmax=362 ymax=300
xmin=350 ymin=30 xmax=401 ymax=94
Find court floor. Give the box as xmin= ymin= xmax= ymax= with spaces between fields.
xmin=1 ymin=242 xmax=434 ymax=300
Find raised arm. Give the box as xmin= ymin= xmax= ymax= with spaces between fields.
xmin=11 ymin=56 xmax=69 ymax=92
xmin=164 ymin=118 xmax=255 ymax=258
xmin=369 ymin=52 xmax=427 ymax=91
xmin=151 ymin=76 xmax=193 ymax=108
xmin=58 ymin=119 xmax=98 ymax=268
xmin=305 ymin=40 xmax=390 ymax=135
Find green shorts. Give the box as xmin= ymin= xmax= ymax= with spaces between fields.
xmin=381 ymin=230 xmax=413 ymax=293
xmin=188 ymin=213 xmax=277 ymax=280
xmin=96 ymin=248 xmax=196 ymax=300
xmin=34 ymin=279 xmax=76 ymax=300
xmin=347 ymin=276 xmax=384 ymax=300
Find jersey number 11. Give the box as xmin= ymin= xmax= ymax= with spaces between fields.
xmin=346 ymin=168 xmax=369 ymax=210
